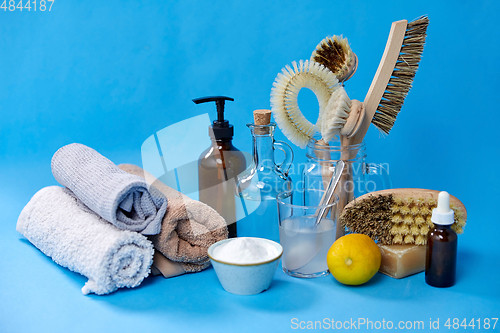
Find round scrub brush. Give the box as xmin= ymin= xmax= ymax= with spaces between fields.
xmin=312 ymin=35 xmax=358 ymax=141
xmin=311 ymin=35 xmax=358 ymax=83
xmin=270 ymin=60 xmax=343 ymax=148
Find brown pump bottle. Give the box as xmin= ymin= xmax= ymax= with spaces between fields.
xmin=194 ymin=96 xmax=246 ymax=238
xmin=425 ymin=191 xmax=457 ymax=288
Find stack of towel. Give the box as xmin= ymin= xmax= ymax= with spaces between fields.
xmin=51 ymin=143 xmax=168 ymax=235
xmin=17 ymin=186 xmax=154 ymax=295
xmin=17 ymin=143 xmax=228 ymax=295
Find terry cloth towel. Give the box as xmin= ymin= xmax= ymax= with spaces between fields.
xmin=149 ymin=251 xmax=190 ymax=278
xmin=51 ymin=143 xmax=167 ymax=235
xmin=118 ymin=164 xmax=227 ymax=277
xmin=17 ymin=186 xmax=154 ymax=295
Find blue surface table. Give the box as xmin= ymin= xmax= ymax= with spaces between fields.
xmin=1 ymin=153 xmax=499 ymax=333
xmin=1 ymin=1 xmax=499 ymax=332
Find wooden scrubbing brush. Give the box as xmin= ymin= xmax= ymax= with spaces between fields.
xmin=329 ymin=17 xmax=429 ymax=238
xmin=350 ymin=16 xmax=429 ymax=143
xmin=338 ymin=189 xmax=467 ymax=246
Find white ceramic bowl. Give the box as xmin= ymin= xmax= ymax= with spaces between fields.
xmin=208 ymin=237 xmax=283 ymax=295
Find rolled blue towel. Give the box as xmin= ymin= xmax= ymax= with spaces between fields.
xmin=51 ymin=143 xmax=167 ymax=235
xmin=17 ymin=186 xmax=154 ymax=295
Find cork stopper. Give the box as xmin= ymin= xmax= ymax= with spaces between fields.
xmin=253 ymin=109 xmax=272 ymax=125
xmin=253 ymin=109 xmax=272 ymax=135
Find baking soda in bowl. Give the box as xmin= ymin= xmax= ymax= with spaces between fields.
xmin=212 ymin=237 xmax=280 ymax=264
xmin=208 ymin=237 xmax=283 ymax=295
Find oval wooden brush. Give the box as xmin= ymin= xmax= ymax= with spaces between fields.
xmin=338 ymin=188 xmax=467 ymax=246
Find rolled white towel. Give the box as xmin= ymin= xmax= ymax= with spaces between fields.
xmin=17 ymin=186 xmax=154 ymax=295
xmin=51 ymin=143 xmax=167 ymax=235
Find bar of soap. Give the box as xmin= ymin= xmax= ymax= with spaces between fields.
xmin=378 ymin=244 xmax=426 ymax=279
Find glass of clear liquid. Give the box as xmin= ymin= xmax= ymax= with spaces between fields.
xmin=277 ymin=187 xmax=338 ymax=278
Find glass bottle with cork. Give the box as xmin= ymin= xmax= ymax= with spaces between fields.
xmin=236 ymin=109 xmax=293 ymax=242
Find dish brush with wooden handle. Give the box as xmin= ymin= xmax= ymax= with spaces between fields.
xmin=350 ymin=16 xmax=429 ymax=143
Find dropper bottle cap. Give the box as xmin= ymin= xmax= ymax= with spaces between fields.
xmin=431 ymin=191 xmax=455 ymax=225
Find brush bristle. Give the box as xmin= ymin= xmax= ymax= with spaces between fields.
xmin=393 ymin=234 xmax=403 ymax=244
xmin=415 ymin=234 xmax=426 ymax=245
xmin=404 ymin=215 xmax=414 ymax=225
xmin=311 ymin=35 xmax=356 ymax=82
xmin=404 ymin=235 xmax=415 ymax=244
xmin=270 ymin=60 xmax=340 ymax=148
xmin=371 ymin=15 xmax=429 ymax=134
xmin=400 ymin=205 xmax=410 ymax=215
xmin=419 ymin=206 xmax=432 ymax=216
xmin=415 ymin=215 xmax=425 ymax=225
xmin=390 ymin=205 xmax=398 ymax=213
xmin=392 ymin=214 xmax=402 ymax=223
xmin=318 ymin=87 xmax=351 ymax=142
xmin=338 ymin=194 xmax=394 ymax=244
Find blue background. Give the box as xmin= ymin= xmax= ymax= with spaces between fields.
xmin=1 ymin=1 xmax=499 ymax=332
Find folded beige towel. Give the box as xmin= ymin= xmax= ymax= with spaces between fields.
xmin=118 ymin=164 xmax=227 ymax=277
xmin=149 ymin=251 xmax=211 ymax=278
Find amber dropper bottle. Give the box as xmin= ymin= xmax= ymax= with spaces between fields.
xmin=425 ymin=191 xmax=457 ymax=288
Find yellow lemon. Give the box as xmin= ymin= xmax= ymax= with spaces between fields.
xmin=327 ymin=233 xmax=381 ymax=285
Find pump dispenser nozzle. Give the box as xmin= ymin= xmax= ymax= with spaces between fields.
xmin=193 ymin=96 xmax=235 ymax=140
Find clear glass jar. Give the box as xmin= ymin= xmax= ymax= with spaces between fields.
xmin=301 ymin=136 xmax=392 ymax=238
xmin=235 ymin=122 xmax=293 ymax=242
xmin=277 ymin=187 xmax=338 ymax=278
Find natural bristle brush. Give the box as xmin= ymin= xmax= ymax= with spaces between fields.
xmin=312 ymin=35 xmax=358 ymax=142
xmin=350 ymin=16 xmax=429 ymax=143
xmin=270 ymin=18 xmax=430 ymax=245
xmin=307 ymin=36 xmax=360 ymax=239
xmin=270 ymin=59 xmax=351 ymax=148
xmin=329 ymin=17 xmax=428 ymax=241
xmin=270 ymin=35 xmax=358 ymax=148
xmin=338 ymin=189 xmax=467 ymax=246
xmin=271 ymin=16 xmax=429 ymax=147
xmin=311 ymin=35 xmax=358 ymax=83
